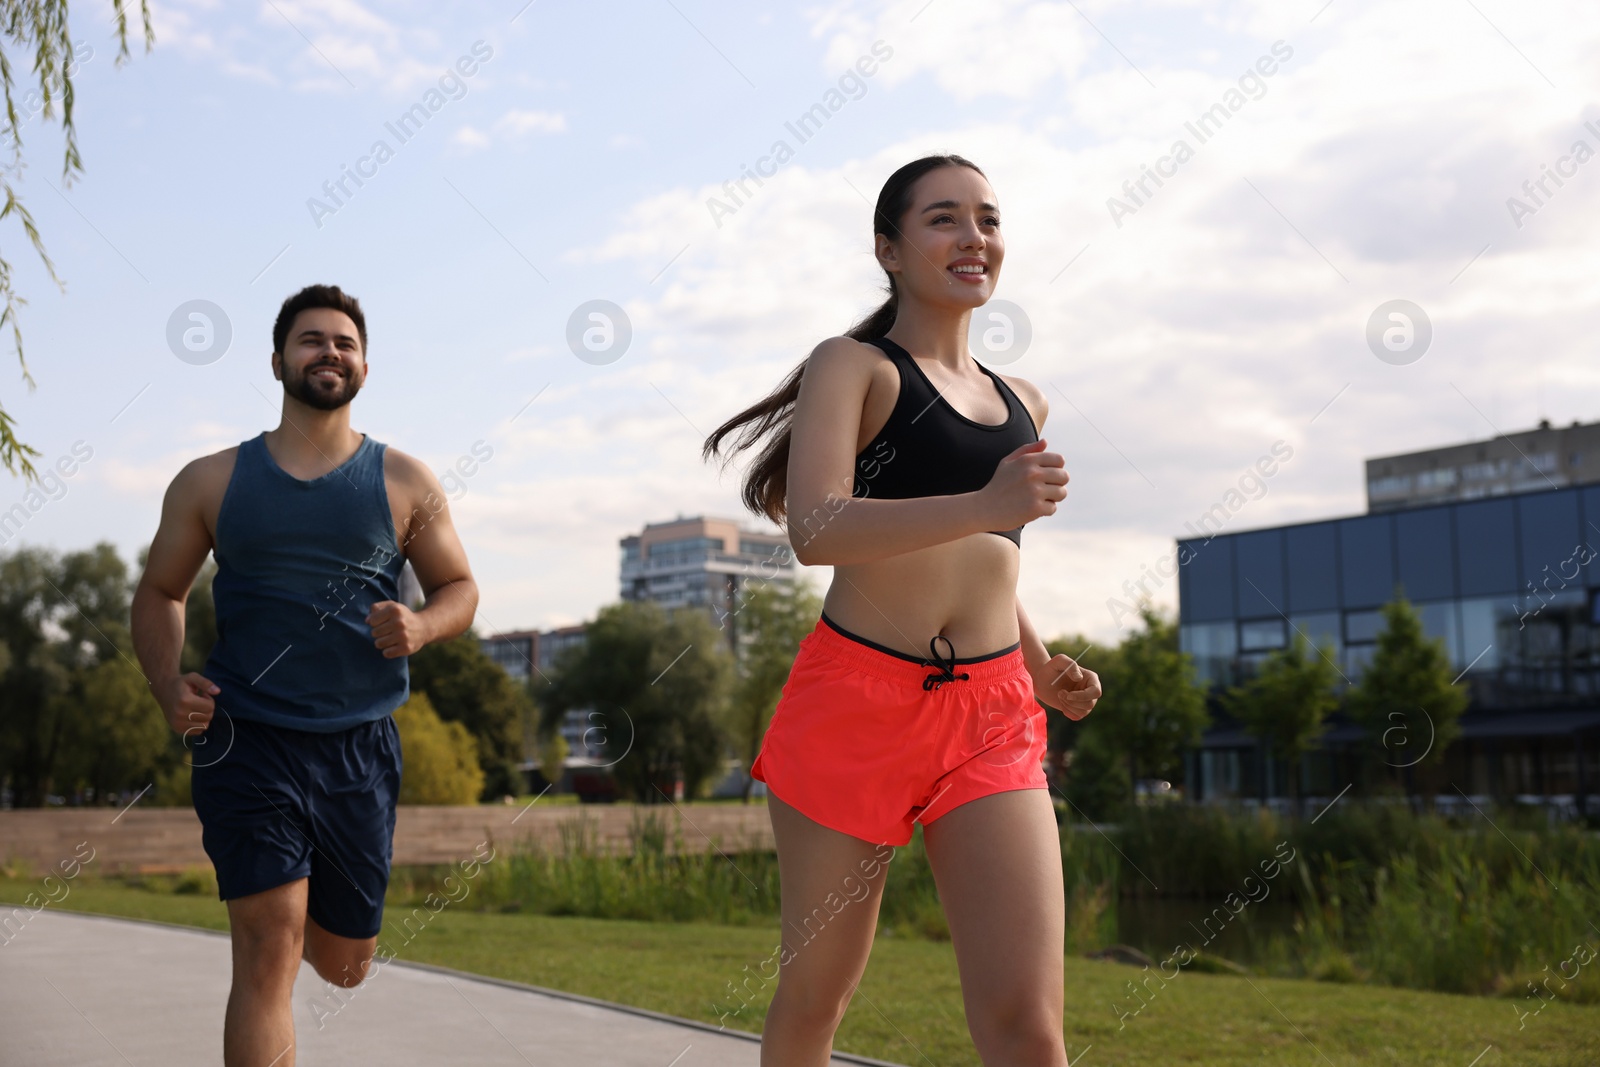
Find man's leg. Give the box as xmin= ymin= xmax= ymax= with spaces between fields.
xmin=224 ymin=878 xmax=309 ymax=1067
xmin=303 ymin=913 xmax=379 ymax=987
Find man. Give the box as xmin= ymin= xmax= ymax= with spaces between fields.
xmin=131 ymin=283 xmax=479 ymax=1066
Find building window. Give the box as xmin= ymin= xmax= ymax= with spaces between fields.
xmin=1288 ymin=613 xmax=1341 ymax=658
xmin=740 ymin=538 xmax=791 ymax=562
xmin=1239 ymin=618 xmax=1286 ymax=651
xmin=1180 ymin=622 xmax=1237 ymax=687
xmin=1343 ymin=609 xmax=1384 ymax=644
xmin=1458 ymin=598 xmax=1520 ymax=673
xmin=1414 ymin=600 xmax=1463 ymax=668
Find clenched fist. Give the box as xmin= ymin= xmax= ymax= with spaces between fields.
xmin=980 ymin=439 xmax=1069 ymax=531
xmin=1031 ymin=653 xmax=1101 ymax=721
xmin=367 ymin=600 xmax=431 ymax=658
xmin=155 ymin=673 xmax=221 ymax=737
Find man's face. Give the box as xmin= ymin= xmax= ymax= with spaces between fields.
xmin=277 ymin=307 xmax=365 ymax=410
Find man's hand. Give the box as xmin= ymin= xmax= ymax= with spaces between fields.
xmin=367 ymin=601 xmax=431 ymax=658
xmin=1031 ymin=653 xmax=1102 ymax=721
xmin=154 ymin=673 xmax=221 ymax=736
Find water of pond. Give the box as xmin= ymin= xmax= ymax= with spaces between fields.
xmin=1113 ymin=894 xmax=1301 ymax=966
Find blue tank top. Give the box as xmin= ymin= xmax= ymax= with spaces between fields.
xmin=204 ymin=431 xmax=409 ymax=732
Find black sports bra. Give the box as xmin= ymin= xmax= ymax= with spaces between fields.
xmin=850 ymin=335 xmax=1040 ymax=546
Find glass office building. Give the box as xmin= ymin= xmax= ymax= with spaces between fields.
xmin=1176 ymin=482 xmax=1598 ymax=811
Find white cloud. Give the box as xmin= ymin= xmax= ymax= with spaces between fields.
xmin=147 ymin=0 xmax=473 ymax=94
xmin=449 ymin=109 xmax=566 ymax=153
xmin=539 ymin=0 xmax=1600 ymax=642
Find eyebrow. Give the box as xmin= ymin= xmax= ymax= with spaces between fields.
xmin=296 ymin=328 xmax=358 ymax=344
xmin=921 ymin=199 xmax=999 ymax=213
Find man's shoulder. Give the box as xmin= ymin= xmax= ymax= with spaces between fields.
xmin=380 ymin=444 xmax=436 ymax=488
xmin=169 ymin=444 xmax=241 ymax=503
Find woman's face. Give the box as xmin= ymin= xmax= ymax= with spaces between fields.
xmin=876 ymin=165 xmax=1002 ymax=309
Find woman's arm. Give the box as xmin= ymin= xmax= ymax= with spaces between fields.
xmin=785 ymin=337 xmax=1063 ymax=566
xmin=1017 ymin=593 xmax=1102 ymax=720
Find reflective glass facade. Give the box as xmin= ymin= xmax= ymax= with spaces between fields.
xmin=1176 ymin=483 xmax=1600 ymax=806
xmin=1179 ymin=484 xmax=1599 ymax=695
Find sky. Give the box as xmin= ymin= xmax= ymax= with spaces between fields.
xmin=4 ymin=0 xmax=1597 ymax=646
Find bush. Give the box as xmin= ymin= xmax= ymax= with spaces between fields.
xmin=394 ymin=694 xmax=485 ymax=805
xmin=151 ymin=764 xmax=191 ymax=808
xmin=172 ymin=865 xmax=218 ymax=896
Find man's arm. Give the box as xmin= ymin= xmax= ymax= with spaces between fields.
xmin=370 ymin=451 xmax=479 ymax=657
xmin=131 ymin=458 xmax=225 ymax=735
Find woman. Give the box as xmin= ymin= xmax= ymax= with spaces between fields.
xmin=702 ymin=153 xmax=1101 ymax=1066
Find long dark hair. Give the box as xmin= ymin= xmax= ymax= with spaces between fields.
xmin=701 ymin=153 xmax=987 ymax=525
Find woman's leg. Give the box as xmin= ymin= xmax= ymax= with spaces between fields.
xmin=762 ymin=791 xmax=894 ymax=1067
xmin=923 ymin=788 xmax=1070 ymax=1067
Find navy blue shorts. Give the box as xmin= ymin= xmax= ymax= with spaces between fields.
xmin=190 ymin=712 xmax=402 ymax=940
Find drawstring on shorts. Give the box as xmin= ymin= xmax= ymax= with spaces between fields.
xmin=922 ymin=634 xmax=971 ymax=691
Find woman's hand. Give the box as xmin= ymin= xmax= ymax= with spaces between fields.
xmin=1031 ymin=652 xmax=1101 ymax=720
xmin=979 ymin=439 xmax=1068 ymax=531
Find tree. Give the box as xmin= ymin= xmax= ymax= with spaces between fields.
xmin=1091 ymin=604 xmax=1209 ymax=801
xmin=1346 ymin=592 xmax=1468 ymax=800
xmin=720 ymin=575 xmax=822 ymax=800
xmin=1223 ymin=631 xmax=1340 ymax=815
xmin=1061 ymin=719 xmax=1131 ymax=822
xmin=57 ymin=655 xmax=168 ymax=803
xmin=537 ymin=729 xmax=567 ymax=791
xmin=394 ymin=692 xmax=484 ymax=805
xmin=0 ymin=542 xmax=133 ymax=805
xmin=0 ymin=2 xmax=154 ymax=479
xmin=408 ymin=630 xmax=531 ymax=800
xmin=539 ymin=600 xmax=731 ymax=803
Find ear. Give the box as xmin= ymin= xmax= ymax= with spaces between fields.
xmin=270 ymin=351 xmax=282 ymax=380
xmin=874 ymin=232 xmax=901 ymax=276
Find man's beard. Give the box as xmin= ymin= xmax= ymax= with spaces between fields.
xmin=283 ymin=361 xmax=362 ymax=410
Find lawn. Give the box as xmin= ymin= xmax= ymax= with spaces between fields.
xmin=3 ymin=874 xmax=1596 ymax=1066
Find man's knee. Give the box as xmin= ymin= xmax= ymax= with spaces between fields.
xmin=304 ymin=926 xmax=378 ymax=989
xmin=309 ymin=949 xmax=372 ymax=988
xmin=230 ymin=921 xmax=304 ymax=989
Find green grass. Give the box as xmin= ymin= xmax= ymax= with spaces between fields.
xmin=3 ymin=873 xmax=1597 ymax=1066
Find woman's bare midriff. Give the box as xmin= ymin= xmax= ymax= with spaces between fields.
xmin=821 ymin=530 xmax=1021 ymax=658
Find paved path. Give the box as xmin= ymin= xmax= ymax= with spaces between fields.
xmin=0 ymin=910 xmax=900 ymax=1066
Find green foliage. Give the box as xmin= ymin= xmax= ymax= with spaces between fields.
xmin=537 ymin=600 xmax=732 ymax=803
xmin=1222 ymin=631 xmax=1340 ymax=807
xmin=0 ymin=542 xmax=161 ymax=805
xmin=1061 ymin=723 xmax=1131 ymax=821
xmin=538 ymin=729 xmax=568 ymax=787
xmin=719 ymin=575 xmax=822 ymax=799
xmin=1346 ymin=592 xmax=1468 ymax=784
xmin=150 ymin=763 xmax=191 ymax=808
xmin=468 ymin=811 xmax=779 ymax=923
xmin=1077 ymin=604 xmax=1208 ymax=798
xmin=394 ymin=692 xmax=485 ymax=805
xmin=408 ymin=630 xmax=531 ymax=800
xmin=0 ymin=1 xmax=154 ymax=480
xmin=57 ymin=655 xmax=168 ymax=801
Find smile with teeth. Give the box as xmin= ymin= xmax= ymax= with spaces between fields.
xmin=310 ymin=366 xmax=343 ymax=381
xmin=949 ymin=264 xmax=986 ymax=274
